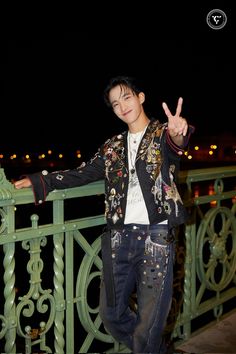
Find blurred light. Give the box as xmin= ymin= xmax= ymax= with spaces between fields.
xmin=38 ymin=154 xmax=46 ymax=159
xmin=209 ymin=185 xmax=217 ymax=206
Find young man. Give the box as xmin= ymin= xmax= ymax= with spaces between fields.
xmin=14 ymin=76 xmax=194 ymax=353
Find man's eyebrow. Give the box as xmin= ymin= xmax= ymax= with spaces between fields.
xmin=110 ymin=90 xmax=132 ymax=106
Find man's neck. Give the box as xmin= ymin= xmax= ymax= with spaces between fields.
xmin=128 ymin=116 xmax=150 ymax=134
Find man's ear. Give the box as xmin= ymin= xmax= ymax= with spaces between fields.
xmin=139 ymin=92 xmax=145 ymax=104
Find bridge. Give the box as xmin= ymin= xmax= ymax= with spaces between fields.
xmin=0 ymin=165 xmax=236 ymax=353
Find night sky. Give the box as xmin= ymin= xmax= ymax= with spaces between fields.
xmin=4 ymin=6 xmax=233 ymax=158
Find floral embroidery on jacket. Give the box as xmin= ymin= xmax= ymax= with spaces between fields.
xmin=102 ymin=134 xmax=127 ymax=223
xmin=152 ymin=164 xmax=183 ymax=217
xmin=163 ymin=165 xmax=183 ymax=217
xmin=103 ymin=134 xmax=127 ymax=183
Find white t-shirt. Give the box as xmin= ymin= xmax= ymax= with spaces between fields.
xmin=124 ymin=129 xmax=150 ymax=224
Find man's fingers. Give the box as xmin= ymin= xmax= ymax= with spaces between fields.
xmin=14 ymin=180 xmax=24 ymax=189
xmin=182 ymin=123 xmax=188 ymax=136
xmin=163 ymin=97 xmax=183 ymax=119
xmin=14 ymin=178 xmax=31 ymax=189
xmin=162 ymin=102 xmax=172 ymax=119
xmin=176 ymin=119 xmax=188 ymax=136
xmin=175 ymin=97 xmax=183 ymax=116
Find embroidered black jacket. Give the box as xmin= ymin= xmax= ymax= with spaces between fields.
xmin=28 ymin=120 xmax=194 ymax=229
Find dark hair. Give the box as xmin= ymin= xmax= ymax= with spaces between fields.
xmin=103 ymin=76 xmax=142 ymax=107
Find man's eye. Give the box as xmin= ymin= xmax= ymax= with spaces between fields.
xmin=124 ymin=95 xmax=131 ymax=100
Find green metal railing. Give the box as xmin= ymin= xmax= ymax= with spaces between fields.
xmin=0 ymin=165 xmax=236 ymax=353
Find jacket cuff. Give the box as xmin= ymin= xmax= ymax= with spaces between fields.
xmin=27 ymin=172 xmax=48 ymax=205
xmin=166 ymin=124 xmax=195 ymax=155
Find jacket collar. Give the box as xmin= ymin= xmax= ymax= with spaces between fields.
xmin=109 ymin=119 xmax=165 ymax=159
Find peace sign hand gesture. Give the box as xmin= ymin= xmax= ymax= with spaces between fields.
xmin=162 ymin=97 xmax=188 ymax=146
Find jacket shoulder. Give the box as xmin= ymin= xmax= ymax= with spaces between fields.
xmin=103 ymin=131 xmax=127 ymax=147
xmin=149 ymin=119 xmax=167 ymax=137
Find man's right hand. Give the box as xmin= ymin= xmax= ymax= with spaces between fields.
xmin=14 ymin=178 xmax=32 ymax=189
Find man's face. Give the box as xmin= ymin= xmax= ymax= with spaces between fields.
xmin=108 ymin=85 xmax=144 ymax=125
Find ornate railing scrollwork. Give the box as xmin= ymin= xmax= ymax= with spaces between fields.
xmin=196 ymin=206 xmax=236 ymax=291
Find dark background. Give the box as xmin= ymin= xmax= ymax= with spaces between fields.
xmin=4 ymin=5 xmax=233 ymax=160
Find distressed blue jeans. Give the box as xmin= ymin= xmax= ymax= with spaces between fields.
xmin=99 ymin=223 xmax=175 ymax=354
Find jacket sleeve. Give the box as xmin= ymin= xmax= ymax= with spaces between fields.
xmin=165 ymin=124 xmax=195 ymax=156
xmin=26 ymin=147 xmax=106 ymax=205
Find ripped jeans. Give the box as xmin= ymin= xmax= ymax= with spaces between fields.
xmin=99 ymin=223 xmax=175 ymax=354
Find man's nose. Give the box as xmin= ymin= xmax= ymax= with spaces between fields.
xmin=119 ymin=101 xmax=127 ymax=112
